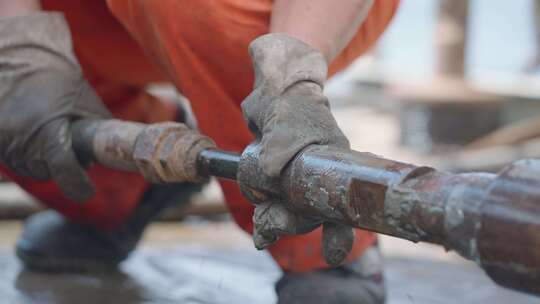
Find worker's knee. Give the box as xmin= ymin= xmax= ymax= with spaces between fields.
xmin=268 ymin=228 xmax=376 ymax=273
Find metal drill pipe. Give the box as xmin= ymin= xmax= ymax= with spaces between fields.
xmin=239 ymin=145 xmax=540 ymax=296
xmin=197 ymin=149 xmax=240 ymax=181
xmin=72 ymin=119 xmax=540 ymax=295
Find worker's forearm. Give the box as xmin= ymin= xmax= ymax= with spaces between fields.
xmin=270 ymin=0 xmax=374 ymax=62
xmin=0 ymin=0 xmax=41 ymax=17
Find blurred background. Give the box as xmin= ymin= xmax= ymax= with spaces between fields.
xmin=1 ymin=0 xmax=540 ymax=303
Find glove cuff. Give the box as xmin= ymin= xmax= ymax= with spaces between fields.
xmin=248 ymin=33 xmax=328 ymax=94
xmin=0 ymin=12 xmax=79 ymax=74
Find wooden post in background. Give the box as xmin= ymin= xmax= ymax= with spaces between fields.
xmin=436 ymin=0 xmax=469 ymax=78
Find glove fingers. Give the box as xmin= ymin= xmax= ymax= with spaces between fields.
xmin=258 ymin=100 xmax=311 ymax=177
xmin=258 ymin=89 xmax=349 ymax=177
xmin=7 ymin=139 xmax=48 ymax=180
xmin=322 ymin=222 xmax=355 ymax=267
xmin=259 ymin=128 xmax=305 ymax=177
xmin=8 ymin=156 xmax=39 ymax=179
xmin=253 ymin=202 xmax=321 ymax=250
xmin=253 ymin=202 xmax=294 ymax=249
xmin=73 ymin=80 xmax=113 ymax=118
xmin=240 ymin=90 xmax=268 ymax=139
xmin=24 ymin=158 xmax=50 ymax=181
xmin=42 ymin=119 xmax=95 ymax=202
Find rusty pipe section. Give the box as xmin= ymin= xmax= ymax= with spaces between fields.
xmin=239 ymin=143 xmax=489 ymax=252
xmin=72 ymin=119 xmax=216 ymax=183
xmin=284 ymin=146 xmax=492 ymax=256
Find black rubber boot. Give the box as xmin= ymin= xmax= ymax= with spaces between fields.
xmin=276 ymin=243 xmax=386 ymax=304
xmin=16 ymin=181 xmax=202 ymax=272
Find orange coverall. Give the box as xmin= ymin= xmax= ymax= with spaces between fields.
xmin=0 ymin=0 xmax=398 ymax=273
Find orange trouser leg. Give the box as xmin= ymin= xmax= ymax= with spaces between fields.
xmin=106 ymin=0 xmax=399 ymax=272
xmin=0 ymin=1 xmax=175 ymax=232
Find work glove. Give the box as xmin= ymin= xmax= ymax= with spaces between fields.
xmin=241 ymin=33 xmax=355 ymax=266
xmin=0 ymin=12 xmax=111 ymax=202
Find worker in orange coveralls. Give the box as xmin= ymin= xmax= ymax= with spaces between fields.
xmin=0 ymin=1 xmax=398 ymax=302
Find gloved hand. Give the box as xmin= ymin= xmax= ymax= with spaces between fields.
xmin=0 ymin=12 xmax=111 ymax=202
xmin=241 ymin=33 xmax=355 ymax=266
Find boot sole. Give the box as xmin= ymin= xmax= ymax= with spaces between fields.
xmin=16 ymin=247 xmax=121 ymax=273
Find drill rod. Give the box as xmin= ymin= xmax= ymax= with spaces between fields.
xmin=71 ymin=119 xmax=540 ymax=296
xmin=197 ymin=149 xmax=240 ymax=181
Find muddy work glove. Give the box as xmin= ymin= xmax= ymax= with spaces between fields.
xmin=0 ymin=12 xmax=111 ymax=202
xmin=241 ymin=33 xmax=355 ymax=266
